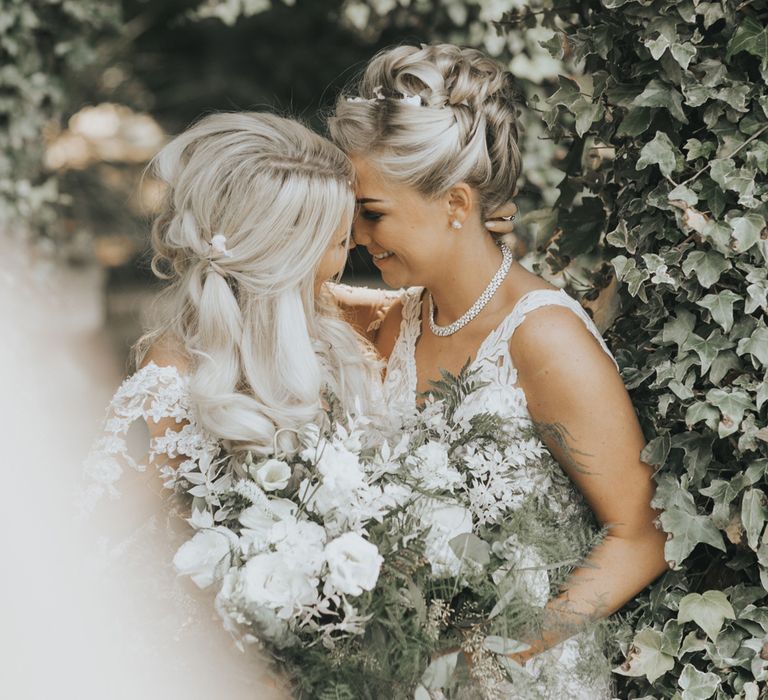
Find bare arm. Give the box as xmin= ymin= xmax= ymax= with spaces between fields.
xmin=327 ymin=282 xmax=402 ymax=343
xmin=507 ymin=306 xmax=670 ymax=661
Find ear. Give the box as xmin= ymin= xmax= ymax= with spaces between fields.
xmin=446 ymin=182 xmax=474 ymax=226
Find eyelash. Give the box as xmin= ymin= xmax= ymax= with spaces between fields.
xmin=360 ymin=210 xmax=383 ymax=222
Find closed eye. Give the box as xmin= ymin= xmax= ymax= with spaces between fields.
xmin=360 ymin=209 xmax=383 ymax=222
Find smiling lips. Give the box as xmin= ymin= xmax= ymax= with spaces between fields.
xmin=371 ymin=251 xmax=394 ymax=261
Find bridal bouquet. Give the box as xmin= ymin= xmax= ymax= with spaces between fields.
xmin=339 ymin=367 xmax=609 ymax=700
xmin=98 ymin=366 xmax=607 ymax=699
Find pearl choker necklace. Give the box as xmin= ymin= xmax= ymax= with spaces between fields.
xmin=428 ymin=242 xmax=513 ymax=337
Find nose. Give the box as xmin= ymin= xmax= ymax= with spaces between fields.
xmin=351 ymin=217 xmax=372 ymax=247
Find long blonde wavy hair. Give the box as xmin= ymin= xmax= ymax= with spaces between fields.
xmin=328 ymin=43 xmax=523 ymax=220
xmin=137 ymin=112 xmax=381 ymax=455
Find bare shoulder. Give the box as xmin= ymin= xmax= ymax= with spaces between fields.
xmin=139 ymin=335 xmax=191 ymax=375
xmin=509 ymin=303 xmax=615 ymax=382
xmin=374 ymin=296 xmax=406 ymax=361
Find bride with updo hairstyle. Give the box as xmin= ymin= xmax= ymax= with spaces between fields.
xmin=330 ymin=44 xmax=669 ymax=698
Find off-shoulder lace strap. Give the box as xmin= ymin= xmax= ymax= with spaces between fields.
xmin=81 ymin=362 xmax=219 ymax=513
xmin=382 ymin=286 xmax=424 ymax=405
xmin=479 ymin=289 xmax=618 ymax=370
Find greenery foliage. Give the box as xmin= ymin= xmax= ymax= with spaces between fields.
xmin=0 ymin=0 xmax=120 ymax=247
xmin=514 ymin=1 xmax=768 ymax=697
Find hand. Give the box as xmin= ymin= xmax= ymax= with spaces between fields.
xmin=484 ymin=200 xmax=519 ymax=235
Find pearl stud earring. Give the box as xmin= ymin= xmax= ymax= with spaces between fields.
xmin=451 ymin=220 xmax=463 ymax=230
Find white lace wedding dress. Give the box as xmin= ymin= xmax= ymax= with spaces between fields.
xmin=384 ymin=287 xmax=618 ymax=700
xmin=82 ymin=363 xmax=287 ymax=700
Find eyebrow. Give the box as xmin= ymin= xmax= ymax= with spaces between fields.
xmin=356 ymin=198 xmax=385 ymax=204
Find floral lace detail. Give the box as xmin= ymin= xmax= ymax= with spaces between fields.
xmin=81 ymin=362 xmax=220 ymax=513
xmin=382 ymin=286 xmax=424 ymax=408
xmin=383 ymin=287 xmax=617 ymax=699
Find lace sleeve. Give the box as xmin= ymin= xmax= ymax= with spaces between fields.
xmin=81 ymin=362 xmax=220 ymax=514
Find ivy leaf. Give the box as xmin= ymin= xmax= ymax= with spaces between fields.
xmin=661 ymin=308 xmax=696 ymax=346
xmin=685 ymin=401 xmax=719 ymax=432
xmin=672 ymin=432 xmax=714 ymax=485
xmin=678 ymin=662 xmax=721 ymax=700
xmin=637 ymin=131 xmax=679 ymax=178
xmin=710 ymin=158 xmax=757 ymax=202
xmin=613 ymin=627 xmax=675 ymax=683
xmin=557 ymin=197 xmax=606 ymax=258
xmin=681 ymin=250 xmax=731 ymax=288
xmin=633 ymin=79 xmax=688 ymax=123
xmin=682 ymin=331 xmax=727 ymax=374
xmin=726 ymin=16 xmax=768 ymax=62
xmin=737 ymin=323 xmax=768 ymax=368
xmin=658 ymin=495 xmax=726 ymax=569
xmin=730 ymin=213 xmax=766 ymax=254
xmin=617 ymin=107 xmax=652 ymax=137
xmin=741 ymin=489 xmax=768 ymax=551
xmin=670 ymin=42 xmax=696 ymax=70
xmin=696 ymin=290 xmax=741 ymax=332
xmin=705 ymin=387 xmax=755 ymax=437
xmin=641 ymin=433 xmax=671 ymax=467
xmin=678 ymin=590 xmax=736 ymax=642
xmin=546 ymin=75 xmax=583 ymax=110
xmin=668 ymin=184 xmax=698 ymax=205
xmin=684 ymin=138 xmax=715 ymax=160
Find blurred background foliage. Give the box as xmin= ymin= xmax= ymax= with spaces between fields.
xmin=4 ymin=1 xmax=768 ymax=698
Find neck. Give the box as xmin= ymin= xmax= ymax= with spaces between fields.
xmin=427 ymin=228 xmax=506 ymax=324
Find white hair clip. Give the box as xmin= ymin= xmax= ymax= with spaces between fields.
xmin=400 ymin=94 xmax=423 ymax=106
xmin=210 ymin=233 xmax=233 ymax=258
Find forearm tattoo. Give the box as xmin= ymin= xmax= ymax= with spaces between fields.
xmin=533 ymin=421 xmax=596 ymax=476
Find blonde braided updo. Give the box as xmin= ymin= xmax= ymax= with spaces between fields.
xmin=328 ymin=43 xmax=523 ymax=219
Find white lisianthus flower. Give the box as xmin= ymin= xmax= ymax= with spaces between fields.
xmin=408 ymin=441 xmax=462 ymax=492
xmin=253 ymin=458 xmax=292 ymax=492
xmin=241 ymin=551 xmax=320 ymax=619
xmin=323 ymin=532 xmax=383 ymax=596
xmin=173 ymin=526 xmax=238 ymax=588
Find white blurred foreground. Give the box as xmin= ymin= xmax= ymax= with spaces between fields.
xmin=0 ymin=238 xmax=285 ymax=699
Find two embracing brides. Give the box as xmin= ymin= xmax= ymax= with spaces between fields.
xmin=96 ymin=43 xmax=669 ymax=698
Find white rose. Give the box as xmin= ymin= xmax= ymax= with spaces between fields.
xmin=253 ymin=458 xmax=292 ymax=492
xmin=323 ymin=532 xmax=383 ymax=596
xmin=317 ymin=444 xmax=366 ymax=491
xmin=173 ymin=526 xmax=238 ymax=588
xmin=242 ymin=551 xmax=319 ymax=619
